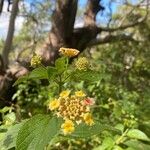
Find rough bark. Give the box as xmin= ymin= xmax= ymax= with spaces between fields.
xmin=0 ymin=70 xmax=14 ymax=106
xmin=71 ymin=0 xmax=104 ymax=51
xmin=0 ymin=55 xmax=5 ymax=74
xmin=84 ymin=0 xmax=104 ymax=27
xmin=0 ymin=0 xmax=4 ymax=15
xmin=2 ymin=0 xmax=19 ymax=69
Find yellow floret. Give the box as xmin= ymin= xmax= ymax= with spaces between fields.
xmin=83 ymin=113 xmax=94 ymax=126
xmin=61 ymin=120 xmax=75 ymax=135
xmin=60 ymin=90 xmax=71 ymax=98
xmin=59 ymin=47 xmax=80 ymax=57
xmin=49 ymin=99 xmax=60 ymax=110
xmin=75 ymin=90 xmax=86 ymax=97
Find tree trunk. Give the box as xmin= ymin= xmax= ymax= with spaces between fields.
xmin=0 ymin=0 xmax=4 ymax=15
xmin=37 ymin=0 xmax=78 ymax=65
xmin=38 ymin=0 xmax=104 ymax=64
xmin=2 ymin=0 xmax=19 ymax=70
xmin=0 ymin=0 xmax=20 ymax=107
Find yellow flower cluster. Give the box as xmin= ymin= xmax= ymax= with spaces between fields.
xmin=30 ymin=54 xmax=42 ymax=68
xmin=75 ymin=57 xmax=89 ymax=71
xmin=48 ymin=90 xmax=94 ymax=135
xmin=59 ymin=47 xmax=80 ymax=57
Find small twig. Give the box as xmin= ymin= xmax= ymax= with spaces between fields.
xmin=116 ymin=128 xmax=129 ymax=145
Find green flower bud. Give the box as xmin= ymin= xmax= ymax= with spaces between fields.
xmin=30 ymin=54 xmax=42 ymax=68
xmin=75 ymin=57 xmax=89 ymax=71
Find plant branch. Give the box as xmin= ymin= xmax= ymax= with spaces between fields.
xmin=87 ymin=34 xmax=140 ymax=46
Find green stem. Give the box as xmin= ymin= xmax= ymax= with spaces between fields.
xmin=58 ymin=57 xmax=69 ymax=93
xmin=115 ymin=128 xmax=129 ymax=145
xmin=63 ymin=74 xmax=71 ymax=82
xmin=66 ymin=57 xmax=69 ymax=69
xmin=58 ymin=75 xmax=62 ymax=93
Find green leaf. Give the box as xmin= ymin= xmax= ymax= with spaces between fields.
xmin=72 ymin=70 xmax=101 ymax=82
xmin=125 ymin=148 xmax=135 ymax=150
xmin=115 ymin=124 xmax=124 ymax=133
xmin=0 ymin=122 xmax=25 ymax=149
xmin=16 ymin=115 xmax=62 ymax=150
xmin=124 ymin=139 xmax=150 ymax=150
xmin=47 ymin=66 xmax=57 ymax=80
xmin=0 ymin=106 xmax=11 ymax=113
xmin=4 ymin=112 xmax=16 ymax=125
xmin=94 ymin=137 xmax=114 ymax=150
xmin=13 ymin=67 xmax=48 ymax=86
xmin=127 ymin=129 xmax=150 ymax=142
xmin=0 ymin=126 xmax=7 ymax=133
xmin=29 ymin=67 xmax=48 ymax=79
xmin=55 ymin=57 xmax=67 ymax=73
xmin=113 ymin=145 xmax=123 ymax=150
xmin=13 ymin=75 xmax=29 ymax=86
xmin=70 ymin=121 xmax=120 ymax=138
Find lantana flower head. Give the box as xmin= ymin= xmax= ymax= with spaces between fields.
xmin=59 ymin=47 xmax=80 ymax=57
xmin=48 ymin=90 xmax=95 ymax=135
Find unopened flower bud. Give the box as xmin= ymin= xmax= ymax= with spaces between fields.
xmin=75 ymin=57 xmax=89 ymax=71
xmin=30 ymin=54 xmax=42 ymax=68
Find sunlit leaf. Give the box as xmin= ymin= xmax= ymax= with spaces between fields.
xmin=47 ymin=66 xmax=57 ymax=80
xmin=55 ymin=57 xmax=67 ymax=73
xmin=16 ymin=115 xmax=62 ymax=150
xmin=29 ymin=67 xmax=48 ymax=79
xmin=13 ymin=75 xmax=29 ymax=86
xmin=127 ymin=129 xmax=150 ymax=142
